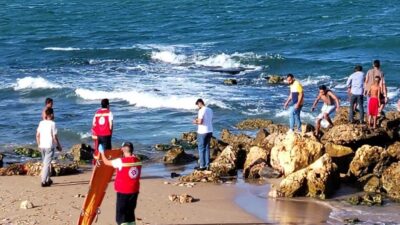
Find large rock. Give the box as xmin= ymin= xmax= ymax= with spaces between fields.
xmin=333 ymin=107 xmax=366 ymax=126
xmin=179 ymin=170 xmax=220 ymax=183
xmin=324 ymin=142 xmax=354 ymax=173
xmin=266 ymin=75 xmax=285 ymax=84
xmin=380 ymin=111 xmax=400 ymax=139
xmin=387 ymin=142 xmax=400 ymax=161
xmin=321 ymin=124 xmax=390 ymax=149
xmin=13 ymin=147 xmax=41 ymax=158
xmin=252 ymin=128 xmax=269 ymax=147
xmin=243 ymin=146 xmax=269 ymax=179
xmin=0 ymin=164 xmax=25 ymax=176
xmin=381 ymin=162 xmax=400 ymax=200
xmin=270 ymin=132 xmax=324 ymax=177
xmin=210 ymin=137 xmax=228 ymax=161
xmin=220 ymin=129 xmax=253 ymax=151
xmin=271 ymin=154 xmax=339 ymax=199
xmin=210 ymin=145 xmax=245 ymax=176
xmin=70 ymin=144 xmax=94 ymax=161
xmin=24 ymin=161 xmax=80 ymax=176
xmin=162 ymin=146 xmax=196 ymax=164
xmin=348 ymin=145 xmax=390 ymax=178
xmin=266 ymin=124 xmax=289 ymax=134
xmin=235 ymin=119 xmax=273 ymax=130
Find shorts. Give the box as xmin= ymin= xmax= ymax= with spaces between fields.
xmin=317 ymin=104 xmax=336 ymax=119
xmin=97 ymin=135 xmax=112 ymax=150
xmin=369 ymin=97 xmax=379 ymax=116
xmin=116 ymin=192 xmax=139 ymax=225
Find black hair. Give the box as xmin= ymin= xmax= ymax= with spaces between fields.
xmin=45 ymin=108 xmax=54 ymax=117
xmin=45 ymin=98 xmax=53 ymax=105
xmin=373 ymin=60 xmax=380 ymax=68
xmin=101 ymin=99 xmax=109 ymax=108
xmin=287 ymin=73 xmax=294 ymax=79
xmin=122 ymin=142 xmax=134 ymax=154
xmin=195 ymin=98 xmax=205 ymax=105
xmin=354 ymin=65 xmax=363 ymax=72
xmin=319 ymin=85 xmax=327 ymax=91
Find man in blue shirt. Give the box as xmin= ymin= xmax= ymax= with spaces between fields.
xmin=346 ymin=65 xmax=365 ymax=123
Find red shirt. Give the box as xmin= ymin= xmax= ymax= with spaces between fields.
xmin=92 ymin=108 xmax=112 ymax=136
xmin=112 ymin=156 xmax=141 ymax=194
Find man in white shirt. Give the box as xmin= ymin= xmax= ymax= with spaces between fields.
xmin=36 ymin=108 xmax=62 ymax=187
xmin=192 ymin=99 xmax=213 ymax=171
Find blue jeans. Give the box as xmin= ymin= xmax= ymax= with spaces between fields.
xmin=197 ymin=132 xmax=212 ymax=168
xmin=349 ymin=94 xmax=364 ymax=123
xmin=289 ymin=105 xmax=302 ymax=131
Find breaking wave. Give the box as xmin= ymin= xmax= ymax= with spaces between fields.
xmin=13 ymin=76 xmax=61 ymax=90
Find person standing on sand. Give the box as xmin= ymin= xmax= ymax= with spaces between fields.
xmin=92 ymin=99 xmax=113 ymax=150
xmin=99 ymin=142 xmax=142 ymax=225
xmin=193 ymin=98 xmax=213 ymax=171
xmin=41 ymin=98 xmax=53 ymax=120
xmin=311 ymin=85 xmax=340 ymax=136
xmin=284 ymin=74 xmax=304 ymax=132
xmin=36 ymin=108 xmax=62 ymax=187
xmin=346 ymin=65 xmax=365 ymax=124
xmin=364 ymin=60 xmax=388 ymax=115
xmin=367 ymin=76 xmax=381 ymax=129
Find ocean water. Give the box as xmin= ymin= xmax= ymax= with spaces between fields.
xmin=1 ymin=1 xmax=399 ymax=149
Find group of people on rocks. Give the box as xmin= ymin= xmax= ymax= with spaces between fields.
xmin=284 ymin=59 xmax=393 ymax=136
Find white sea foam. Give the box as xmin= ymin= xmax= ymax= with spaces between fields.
xmin=75 ymin=88 xmax=228 ymax=110
xmin=79 ymin=132 xmax=91 ymax=139
xmin=300 ymin=75 xmax=331 ymax=86
xmin=13 ymin=76 xmax=61 ymax=90
xmin=151 ymin=51 xmax=187 ymax=64
xmin=44 ymin=47 xmax=80 ymax=51
xmin=275 ymin=109 xmax=316 ymax=121
xmin=195 ymin=53 xmax=242 ymax=68
xmin=387 ymin=87 xmax=399 ymax=99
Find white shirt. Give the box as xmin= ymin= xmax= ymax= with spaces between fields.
xmin=37 ymin=120 xmax=57 ymax=149
xmin=197 ymin=106 xmax=213 ymax=134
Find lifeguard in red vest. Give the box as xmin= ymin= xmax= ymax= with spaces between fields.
xmin=92 ymin=99 xmax=113 ymax=151
xmin=100 ymin=142 xmax=142 ymax=225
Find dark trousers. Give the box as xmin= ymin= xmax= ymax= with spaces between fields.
xmin=97 ymin=135 xmax=112 ymax=150
xmin=349 ymin=94 xmax=364 ymax=123
xmin=116 ymin=192 xmax=139 ymax=225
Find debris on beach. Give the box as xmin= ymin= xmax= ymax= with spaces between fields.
xmin=346 ymin=193 xmax=383 ymax=206
xmin=20 ymin=200 xmax=34 ymax=209
xmin=168 ymin=194 xmax=196 ymax=203
xmin=343 ymin=217 xmax=362 ymax=225
xmin=180 ymin=170 xmax=220 ymax=183
xmin=74 ymin=194 xmax=85 ymax=198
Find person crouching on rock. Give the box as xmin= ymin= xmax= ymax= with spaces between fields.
xmin=100 ymin=142 xmax=142 ymax=225
xmin=367 ymin=76 xmax=382 ymax=129
xmin=36 ymin=108 xmax=62 ymax=187
xmin=311 ymin=85 xmax=340 ymax=137
xmin=192 ymin=98 xmax=213 ymax=171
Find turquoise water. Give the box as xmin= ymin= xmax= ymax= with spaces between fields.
xmin=1 ymin=0 xmax=399 ymax=150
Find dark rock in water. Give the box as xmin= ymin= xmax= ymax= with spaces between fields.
xmin=358 ymin=174 xmax=381 ymax=193
xmin=207 ymin=67 xmax=247 ymax=75
xmin=381 ymin=162 xmax=400 ymax=201
xmin=179 ymin=170 xmax=221 ymax=183
xmin=346 ymin=193 xmax=383 ymax=206
xmin=181 ymin=132 xmax=197 ymax=143
xmin=235 ymin=118 xmax=273 ymax=130
xmin=266 ymin=75 xmax=285 ymax=84
xmin=13 ymin=147 xmax=41 ymax=158
xmin=154 ymin=144 xmax=172 ymax=151
xmin=0 ymin=153 xmax=3 ymax=168
xmin=223 ymin=79 xmax=237 ymax=85
xmin=343 ymin=217 xmax=361 ymax=224
xmin=170 ymin=172 xmax=181 ymax=178
xmin=321 ymin=124 xmax=390 ymax=149
xmin=70 ymin=144 xmax=94 ymax=161
xmin=259 ymin=166 xmax=281 ymax=179
xmin=270 ymin=154 xmax=339 ymax=199
xmin=162 ymin=146 xmax=196 ymax=164
xmin=349 ymin=145 xmax=391 ymax=178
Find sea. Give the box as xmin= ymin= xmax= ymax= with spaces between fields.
xmin=1 ymin=1 xmax=399 ymax=224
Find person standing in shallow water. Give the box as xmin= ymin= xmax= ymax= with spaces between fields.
xmin=311 ymin=85 xmax=340 ymax=137
xmin=41 ymin=98 xmax=53 ymax=120
xmin=192 ymin=99 xmax=213 ymax=171
xmin=92 ymin=99 xmax=113 ymax=151
xmin=347 ymin=65 xmax=365 ymax=124
xmin=284 ymin=74 xmax=304 ymax=132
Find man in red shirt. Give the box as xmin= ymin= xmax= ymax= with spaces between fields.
xmin=92 ymin=99 xmax=113 ymax=150
xmin=100 ymin=142 xmax=142 ymax=225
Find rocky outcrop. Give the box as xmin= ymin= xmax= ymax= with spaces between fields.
xmin=0 ymin=160 xmax=79 ymax=176
xmin=210 ymin=145 xmax=245 ymax=176
xmin=163 ymin=146 xmax=196 ymax=164
xmin=380 ymin=111 xmax=400 ymax=139
xmin=381 ymin=162 xmax=400 ymax=201
xmin=348 ymin=145 xmax=390 ymax=178
xmin=235 ymin=119 xmax=273 ymax=130
xmin=266 ymin=124 xmax=289 ymax=134
xmin=252 ymin=128 xmax=269 ymax=147
xmin=346 ymin=193 xmax=383 ymax=206
xmin=324 ymin=142 xmax=354 ymax=173
xmin=270 ymin=154 xmax=339 ymax=199
xmin=13 ymin=147 xmax=41 ymax=158
xmin=179 ymin=170 xmax=220 ymax=183
xmin=0 ymin=164 xmax=25 ymax=176
xmin=182 ymin=132 xmax=197 ymax=143
xmin=266 ymin=75 xmax=285 ymax=84
xmin=220 ymin=129 xmax=253 ymax=151
xmin=270 ymin=132 xmax=324 ymax=176
xmin=243 ymin=146 xmax=269 ymax=179
xmin=321 ymin=124 xmax=390 ymax=149
xmin=70 ymin=144 xmax=94 ymax=161
xmin=223 ymin=79 xmax=237 ymax=85
xmin=387 ymin=142 xmax=400 ymax=161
